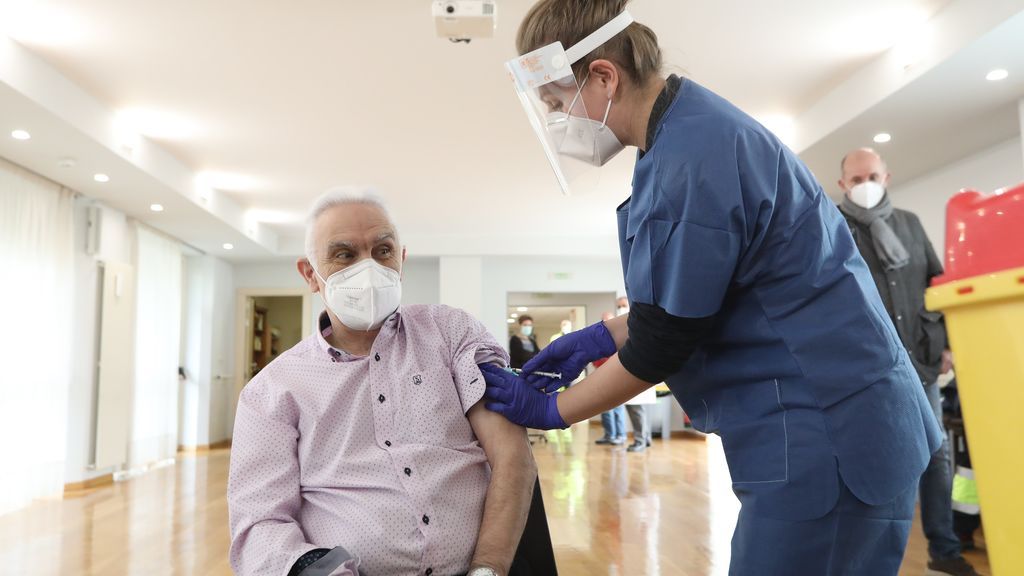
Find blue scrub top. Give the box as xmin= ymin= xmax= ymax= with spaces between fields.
xmin=618 ymin=80 xmax=942 ymax=520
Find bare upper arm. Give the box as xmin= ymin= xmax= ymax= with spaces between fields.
xmin=466 ymin=401 xmax=535 ymax=470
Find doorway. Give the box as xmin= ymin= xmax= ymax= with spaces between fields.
xmin=249 ymin=296 xmax=304 ymax=377
xmin=231 ymin=289 xmax=312 ymax=433
xmin=505 ymin=291 xmax=618 ymax=374
xmin=506 ymin=304 xmax=587 ymax=347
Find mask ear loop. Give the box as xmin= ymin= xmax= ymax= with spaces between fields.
xmin=565 ymin=74 xmax=589 ymax=118
xmin=599 ymin=95 xmax=613 ymax=129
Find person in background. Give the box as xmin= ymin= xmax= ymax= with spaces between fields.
xmin=614 ymin=300 xmax=654 ymax=453
xmin=548 ymin=320 xmax=573 ymax=344
xmin=940 ymin=378 xmax=981 ymax=551
xmin=837 ymin=148 xmax=977 ymax=576
xmin=509 ymin=315 xmax=539 ymax=369
xmin=593 ymin=312 xmax=627 ymax=446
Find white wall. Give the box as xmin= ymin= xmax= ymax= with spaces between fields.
xmin=173 ymin=253 xmax=236 ymax=449
xmin=208 ymin=257 xmax=236 ymax=442
xmin=890 ymin=137 xmax=1024 ymax=250
xmin=66 ymin=199 xmax=131 ymax=483
xmin=179 ymin=256 xmax=204 ymax=449
xmin=402 ymin=257 xmax=441 ymax=306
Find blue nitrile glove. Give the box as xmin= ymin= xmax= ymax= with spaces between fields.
xmin=479 ymin=363 xmax=567 ymax=430
xmin=522 ymin=320 xmax=617 ymax=393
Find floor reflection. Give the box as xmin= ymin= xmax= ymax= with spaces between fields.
xmin=535 ymin=422 xmax=738 ymax=576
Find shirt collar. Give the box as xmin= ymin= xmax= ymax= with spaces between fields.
xmin=315 ymin=309 xmax=402 ymax=361
xmin=643 ymin=74 xmax=683 ymax=153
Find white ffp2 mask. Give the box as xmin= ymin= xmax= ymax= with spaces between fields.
xmin=549 ymin=111 xmax=624 ymax=167
xmin=548 ymin=76 xmax=624 ymax=167
xmin=849 ymin=181 xmax=885 ymax=209
xmin=315 ymin=258 xmax=402 ymax=331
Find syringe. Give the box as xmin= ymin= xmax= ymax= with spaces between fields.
xmin=509 ymin=367 xmax=562 ymax=380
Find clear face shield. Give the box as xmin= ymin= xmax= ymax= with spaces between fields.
xmin=505 ymin=11 xmax=634 ymax=195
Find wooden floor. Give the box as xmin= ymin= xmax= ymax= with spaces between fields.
xmin=0 ymin=423 xmax=991 ymax=575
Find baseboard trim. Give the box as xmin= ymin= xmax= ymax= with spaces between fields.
xmin=178 ymin=439 xmax=232 ymax=453
xmin=63 ymin=473 xmax=114 ymax=495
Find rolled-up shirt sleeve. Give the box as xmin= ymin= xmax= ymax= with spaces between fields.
xmin=439 ymin=305 xmax=510 ymax=414
xmin=228 ymin=380 xmax=317 ymax=576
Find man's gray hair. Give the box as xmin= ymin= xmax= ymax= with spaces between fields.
xmin=303 ymin=186 xmax=394 ymax=261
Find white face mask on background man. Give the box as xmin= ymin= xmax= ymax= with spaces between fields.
xmin=314 ymin=258 xmax=402 ymax=331
xmin=848 ymin=181 xmax=886 ymax=210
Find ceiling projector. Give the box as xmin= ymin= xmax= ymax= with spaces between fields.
xmin=433 ymin=1 xmax=497 ymax=43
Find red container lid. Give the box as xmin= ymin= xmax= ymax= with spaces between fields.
xmin=932 ymin=182 xmax=1024 ymax=286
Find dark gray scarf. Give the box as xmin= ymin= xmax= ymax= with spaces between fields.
xmin=839 ymin=193 xmax=909 ymax=271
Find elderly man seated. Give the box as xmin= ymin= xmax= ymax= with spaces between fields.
xmin=228 ymin=189 xmax=536 ymax=576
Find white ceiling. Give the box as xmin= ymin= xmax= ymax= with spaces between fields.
xmin=2 ymin=0 xmax=1021 ymax=261
xmin=801 ymin=9 xmax=1024 ymax=197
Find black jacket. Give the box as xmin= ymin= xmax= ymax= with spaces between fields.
xmin=509 ymin=334 xmax=539 ymax=369
xmin=844 ymin=207 xmax=947 ymax=385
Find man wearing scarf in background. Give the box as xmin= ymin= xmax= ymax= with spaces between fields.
xmin=837 ymin=148 xmax=978 ymax=576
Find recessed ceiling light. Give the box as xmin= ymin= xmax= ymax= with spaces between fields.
xmin=873 ymin=133 xmax=892 ymax=144
xmin=93 ymin=173 xmax=110 ymax=183
xmin=149 ymin=204 xmax=164 ymax=212
xmin=506 ymin=319 xmax=515 ymax=324
xmin=516 ymin=306 xmax=528 ymax=312
xmin=510 ymin=313 xmax=519 ymax=319
xmin=222 ymin=243 xmax=234 ymax=250
xmin=986 ymin=69 xmax=1009 ymax=82
xmin=11 ymin=129 xmax=31 ymax=140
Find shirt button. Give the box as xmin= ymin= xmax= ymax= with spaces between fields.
xmin=426 ymin=569 xmax=433 ymax=576
xmin=422 ymin=514 xmax=430 ymax=525
xmin=404 ymin=467 xmax=412 ymax=476
xmin=378 ymin=394 xmax=386 ymax=403
xmin=890 ymin=280 xmax=897 ymax=286
xmin=374 ymin=353 xmax=381 ymax=362
xmin=384 ymin=440 xmax=392 ymax=447
xmin=897 ymin=315 xmax=903 ymax=321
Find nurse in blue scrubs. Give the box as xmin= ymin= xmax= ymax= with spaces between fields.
xmin=480 ymin=1 xmax=943 ymax=574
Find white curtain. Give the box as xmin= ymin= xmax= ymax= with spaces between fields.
xmin=0 ymin=158 xmax=74 ymax=516
xmin=129 ymin=225 xmax=182 ymax=466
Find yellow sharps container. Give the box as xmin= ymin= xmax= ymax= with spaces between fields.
xmin=926 ymin=184 xmax=1024 ymax=575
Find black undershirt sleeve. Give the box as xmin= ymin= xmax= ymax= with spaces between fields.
xmin=617 ymin=302 xmax=716 ymax=384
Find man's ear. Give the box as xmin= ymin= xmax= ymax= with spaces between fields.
xmin=837 ymin=179 xmax=847 ymax=195
xmin=883 ymin=172 xmax=892 ymax=188
xmin=296 ymin=257 xmax=320 ymax=293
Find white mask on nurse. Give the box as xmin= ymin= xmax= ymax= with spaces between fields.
xmin=314 ymin=258 xmax=402 ymax=331
xmin=548 ymin=76 xmax=624 ymax=167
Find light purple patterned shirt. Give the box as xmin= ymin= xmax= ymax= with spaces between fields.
xmin=228 ymin=305 xmax=508 ymax=576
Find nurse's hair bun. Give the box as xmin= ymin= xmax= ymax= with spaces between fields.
xmin=516 ymin=0 xmax=662 ymax=86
